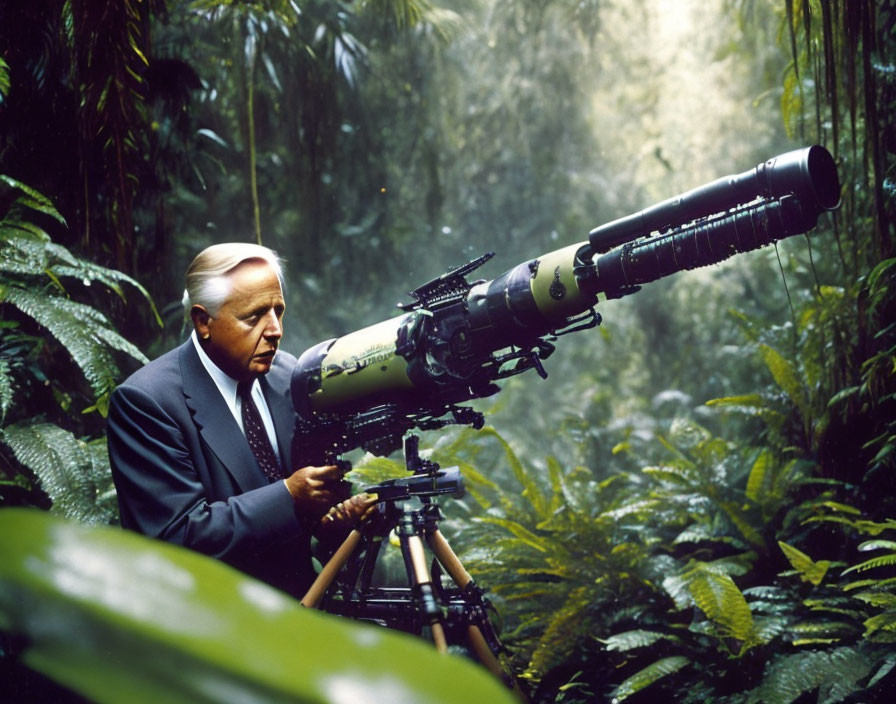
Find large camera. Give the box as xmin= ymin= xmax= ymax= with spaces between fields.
xmin=290 ymin=146 xmax=840 ymax=464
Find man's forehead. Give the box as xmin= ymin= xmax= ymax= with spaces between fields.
xmin=225 ymin=262 xmax=283 ymax=302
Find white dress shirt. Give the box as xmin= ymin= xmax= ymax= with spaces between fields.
xmin=190 ymin=331 xmax=282 ymax=464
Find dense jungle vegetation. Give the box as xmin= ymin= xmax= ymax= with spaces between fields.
xmin=1 ymin=0 xmax=894 ymax=701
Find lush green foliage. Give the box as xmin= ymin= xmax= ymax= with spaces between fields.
xmin=1 ymin=0 xmax=893 ymax=702
xmin=0 ymin=176 xmax=155 ymax=522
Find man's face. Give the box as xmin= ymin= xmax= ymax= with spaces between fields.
xmin=197 ymin=261 xmax=285 ymax=383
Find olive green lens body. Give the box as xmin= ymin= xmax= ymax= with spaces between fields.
xmin=305 ymin=242 xmax=595 ymax=412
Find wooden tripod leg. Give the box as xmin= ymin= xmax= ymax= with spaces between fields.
xmin=467 ymin=625 xmax=510 ymax=682
xmin=301 ymin=529 xmax=362 ymax=609
xmin=429 ymin=529 xmax=526 ymax=697
xmin=427 ymin=529 xmax=472 ymax=588
xmin=404 ymin=532 xmax=449 ymax=653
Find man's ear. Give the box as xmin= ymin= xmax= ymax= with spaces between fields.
xmin=191 ymin=305 xmax=211 ymax=340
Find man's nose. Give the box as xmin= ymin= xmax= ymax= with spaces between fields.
xmin=263 ymin=311 xmax=283 ymax=338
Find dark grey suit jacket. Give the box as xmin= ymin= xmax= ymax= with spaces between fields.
xmin=107 ymin=340 xmax=314 ymax=597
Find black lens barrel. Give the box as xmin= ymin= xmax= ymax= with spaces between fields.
xmin=588 ymin=145 xmax=840 ymax=254
xmin=591 ymin=194 xmax=822 ymax=297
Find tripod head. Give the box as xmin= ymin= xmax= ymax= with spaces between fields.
xmin=364 ymin=465 xmax=463 ymax=504
xmin=362 ymin=434 xmax=464 ymax=504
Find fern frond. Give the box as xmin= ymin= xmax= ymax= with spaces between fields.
xmin=803 ymin=514 xmax=896 ymax=535
xmin=1 ymin=422 xmax=115 ymax=525
xmin=478 ymin=426 xmax=549 ymax=520
xmin=655 ymin=433 xmax=697 ymax=469
xmin=744 ymin=585 xmax=792 ymax=602
xmin=0 ymin=227 xmax=53 ymax=277
xmin=450 ymin=459 xmax=497 ymax=509
xmin=601 ymin=498 xmax=660 ymax=521
xmin=612 ymin=656 xmax=690 ymax=702
xmin=0 ymin=358 xmax=12 ymax=422
xmin=842 ymin=576 xmax=896 ymax=592
xmin=3 ymin=286 xmax=146 ymax=407
xmin=50 ymin=253 xmax=162 ymax=326
xmin=757 ymin=647 xmax=871 ymax=704
xmin=754 ymin=615 xmax=790 ymax=641
xmin=527 ymin=585 xmax=592 ymax=675
xmin=642 ymin=465 xmax=695 ymax=485
xmin=545 ymin=455 xmax=566 ymax=515
xmin=842 ymin=553 xmax=896 ymax=575
xmin=706 ymin=393 xmax=766 ymax=408
xmin=477 ymin=516 xmax=550 ymax=553
xmin=851 ymin=591 xmax=896 ymax=608
xmin=719 ymin=501 xmax=765 ymax=548
xmin=0 ymin=174 xmax=66 ymax=224
xmin=759 ymin=344 xmax=806 ymax=415
xmin=868 ymin=652 xmax=896 ymax=688
xmin=600 ymin=629 xmax=678 ymax=652
xmin=348 ymin=454 xmax=406 ymax=486
xmin=818 ymin=500 xmax=863 ymax=515
xmin=672 ymin=523 xmax=714 ymax=544
xmin=864 ymin=612 xmax=896 ymax=637
xmin=788 ymin=620 xmax=857 ymax=644
xmin=778 ymin=540 xmax=830 ymax=585
xmin=857 ymin=539 xmax=896 ymax=552
xmin=664 ymin=555 xmax=755 ymax=611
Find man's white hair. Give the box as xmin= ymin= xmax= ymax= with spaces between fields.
xmin=182 ymin=242 xmax=284 ymax=320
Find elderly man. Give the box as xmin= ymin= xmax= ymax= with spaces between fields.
xmin=107 ymin=242 xmax=372 ymax=598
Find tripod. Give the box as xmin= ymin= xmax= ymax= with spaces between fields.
xmin=301 ymin=435 xmax=512 ymax=687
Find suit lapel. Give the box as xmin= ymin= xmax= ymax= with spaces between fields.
xmin=179 ymin=341 xmax=264 ymax=492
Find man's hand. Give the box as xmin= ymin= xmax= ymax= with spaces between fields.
xmin=284 ymin=465 xmax=345 ymax=518
xmin=322 ymin=492 xmax=379 ymax=527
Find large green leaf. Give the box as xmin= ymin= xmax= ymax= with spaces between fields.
xmin=686 ymin=568 xmax=759 ymax=648
xmin=0 ymin=508 xmax=516 ymax=704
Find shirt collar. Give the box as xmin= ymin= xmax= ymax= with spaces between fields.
xmin=191 ymin=331 xmax=256 ymax=413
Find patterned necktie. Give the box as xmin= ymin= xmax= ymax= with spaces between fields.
xmin=237 ymin=381 xmax=283 ymax=480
